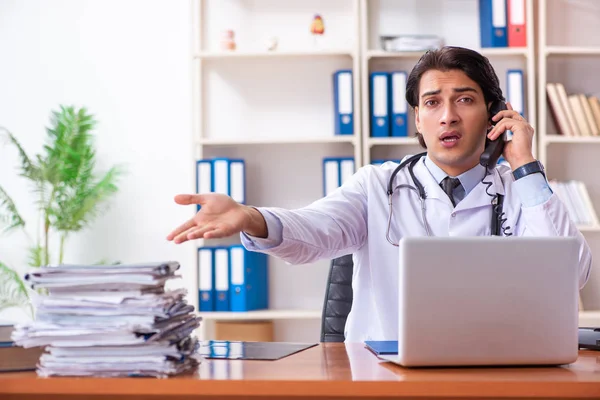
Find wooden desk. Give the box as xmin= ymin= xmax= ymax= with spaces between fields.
xmin=1 ymin=343 xmax=600 ymax=400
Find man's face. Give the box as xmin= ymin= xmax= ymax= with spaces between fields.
xmin=415 ymin=69 xmax=491 ymax=177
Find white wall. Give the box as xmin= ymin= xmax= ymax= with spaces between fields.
xmin=0 ymin=0 xmax=196 ymax=322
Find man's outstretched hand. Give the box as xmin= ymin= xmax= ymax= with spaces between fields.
xmin=166 ymin=193 xmax=267 ymax=244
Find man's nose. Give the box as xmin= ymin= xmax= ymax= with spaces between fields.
xmin=440 ymin=103 xmax=459 ymax=125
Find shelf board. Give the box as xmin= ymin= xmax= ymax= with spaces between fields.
xmin=544 ymin=135 xmax=600 ymax=144
xmin=198 ymin=136 xmax=356 ymax=146
xmin=545 ymin=46 xmax=600 ymax=56
xmin=368 ymin=137 xmax=419 ymax=147
xmin=579 ymin=311 xmax=600 ymax=327
xmin=197 ymin=309 xmax=322 ymax=321
xmin=196 ymin=50 xmax=354 ymax=59
xmin=366 ymin=47 xmax=527 ymax=59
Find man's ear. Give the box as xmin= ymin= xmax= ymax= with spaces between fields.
xmin=414 ymin=106 xmax=421 ymax=132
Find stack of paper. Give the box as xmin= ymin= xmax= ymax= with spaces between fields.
xmin=11 ymin=261 xmax=202 ymax=378
xmin=379 ymin=35 xmax=444 ymax=52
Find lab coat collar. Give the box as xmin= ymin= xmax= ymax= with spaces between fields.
xmin=410 ymin=156 xmax=505 ymax=209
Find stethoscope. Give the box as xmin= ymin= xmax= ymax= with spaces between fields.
xmin=384 ymin=152 xmax=507 ymax=247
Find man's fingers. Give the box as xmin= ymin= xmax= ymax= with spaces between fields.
xmin=488 ymin=120 xmax=516 ymax=140
xmin=173 ymin=226 xmax=199 ymax=244
xmin=174 ymin=194 xmax=207 ymax=206
xmin=167 ymin=219 xmax=196 ymax=241
xmin=492 ymin=110 xmax=523 ymax=122
xmin=204 ymin=228 xmax=229 ymax=239
xmin=186 ymin=225 xmax=214 ymax=241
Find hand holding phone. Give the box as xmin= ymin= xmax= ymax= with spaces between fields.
xmin=479 ymin=101 xmax=508 ymax=168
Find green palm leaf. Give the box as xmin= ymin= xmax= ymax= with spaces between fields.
xmin=0 ymin=185 xmax=25 ymax=233
xmin=0 ymin=262 xmax=32 ymax=316
xmin=27 ymin=245 xmax=44 ymax=268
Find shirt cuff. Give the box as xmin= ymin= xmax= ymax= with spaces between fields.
xmin=240 ymin=208 xmax=283 ymax=250
xmin=512 ymin=172 xmax=554 ymax=207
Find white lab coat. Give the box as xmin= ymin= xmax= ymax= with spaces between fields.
xmin=242 ymin=157 xmax=592 ymax=342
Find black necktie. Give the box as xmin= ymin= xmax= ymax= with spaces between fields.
xmin=441 ymin=177 xmax=461 ymax=206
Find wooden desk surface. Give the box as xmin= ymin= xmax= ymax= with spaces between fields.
xmin=1 ymin=343 xmax=600 ymax=400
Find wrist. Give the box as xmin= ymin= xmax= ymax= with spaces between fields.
xmin=242 ymin=206 xmax=268 ymax=238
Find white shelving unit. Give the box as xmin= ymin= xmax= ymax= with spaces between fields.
xmin=191 ymin=0 xmax=361 ymax=342
xmin=537 ymin=0 xmax=600 ymax=313
xmin=359 ymin=0 xmax=536 ymax=165
xmin=188 ymin=0 xmax=599 ymax=342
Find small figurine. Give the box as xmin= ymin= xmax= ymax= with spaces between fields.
xmin=266 ymin=36 xmax=278 ymax=51
xmin=221 ymin=30 xmax=236 ymax=51
xmin=310 ymin=14 xmax=325 ymax=48
xmin=310 ymin=14 xmax=325 ymax=36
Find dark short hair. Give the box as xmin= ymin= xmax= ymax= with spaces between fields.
xmin=405 ymin=46 xmax=505 ymax=148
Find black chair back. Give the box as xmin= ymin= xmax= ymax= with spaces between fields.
xmin=320 ymin=254 xmax=354 ymax=342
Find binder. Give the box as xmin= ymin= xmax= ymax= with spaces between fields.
xmin=198 ymin=247 xmax=215 ymax=311
xmin=323 ymin=157 xmax=341 ymax=196
xmin=507 ymin=0 xmax=526 ymax=47
xmin=370 ymin=72 xmax=390 ymax=137
xmin=333 ymin=70 xmax=353 ymax=135
xmin=323 ymin=157 xmax=355 ymax=195
xmin=196 ymin=160 xmax=213 ymax=212
xmin=364 ymin=340 xmax=398 ymax=355
xmin=212 ymin=158 xmax=230 ymax=197
xmin=479 ymin=0 xmax=508 ymax=48
xmin=339 ymin=158 xmax=355 ymax=186
xmin=196 ymin=157 xmax=246 ymax=209
xmin=506 ymin=69 xmax=524 ymax=139
xmin=214 ymin=247 xmax=230 ymax=311
xmin=229 ymin=245 xmax=269 ymax=312
xmin=229 ymin=159 xmax=246 ymax=204
xmin=389 ymin=71 xmax=408 ymax=137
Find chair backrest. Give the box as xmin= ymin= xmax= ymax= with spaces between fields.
xmin=320 ymin=254 xmax=354 ymax=342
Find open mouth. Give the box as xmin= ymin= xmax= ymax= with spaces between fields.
xmin=441 ymin=136 xmax=460 ymax=143
xmin=439 ymin=132 xmax=461 ymax=147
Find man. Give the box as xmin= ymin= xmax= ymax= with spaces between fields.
xmin=167 ymin=46 xmax=592 ymax=342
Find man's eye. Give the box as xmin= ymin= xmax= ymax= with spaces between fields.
xmin=459 ymin=98 xmax=473 ymax=103
xmin=425 ymin=100 xmax=437 ymax=106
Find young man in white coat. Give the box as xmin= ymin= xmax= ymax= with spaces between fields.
xmin=167 ymin=46 xmax=592 ymax=342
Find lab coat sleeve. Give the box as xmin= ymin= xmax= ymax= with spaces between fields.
xmin=239 ymin=167 xmax=370 ymax=265
xmin=240 ymin=209 xmax=284 ymax=250
xmin=518 ymin=188 xmax=592 ymax=290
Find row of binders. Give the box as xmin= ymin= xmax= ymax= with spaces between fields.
xmin=323 ymin=157 xmax=355 ymax=196
xmin=196 ymin=158 xmax=246 ymax=208
xmin=549 ymin=180 xmax=599 ymax=227
xmin=198 ymin=245 xmax=268 ymax=312
xmin=369 ymin=69 xmax=525 ymax=137
xmin=479 ymin=0 xmax=527 ymax=48
xmin=546 ymin=83 xmax=600 ymax=137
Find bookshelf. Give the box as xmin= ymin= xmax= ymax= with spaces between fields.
xmin=188 ymin=0 xmax=600 ymax=341
xmin=537 ymin=0 xmax=600 ymax=312
xmin=359 ymin=0 xmax=537 ymax=165
xmin=191 ymin=0 xmax=361 ymax=342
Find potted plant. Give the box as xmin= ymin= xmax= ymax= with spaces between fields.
xmin=0 ymin=105 xmax=123 ymax=315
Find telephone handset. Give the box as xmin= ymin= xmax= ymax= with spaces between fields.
xmin=479 ymin=101 xmax=508 ymax=168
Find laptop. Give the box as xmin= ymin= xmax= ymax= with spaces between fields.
xmin=376 ymin=236 xmax=580 ymax=367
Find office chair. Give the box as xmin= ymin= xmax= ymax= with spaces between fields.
xmin=320 ymin=254 xmax=354 ymax=342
